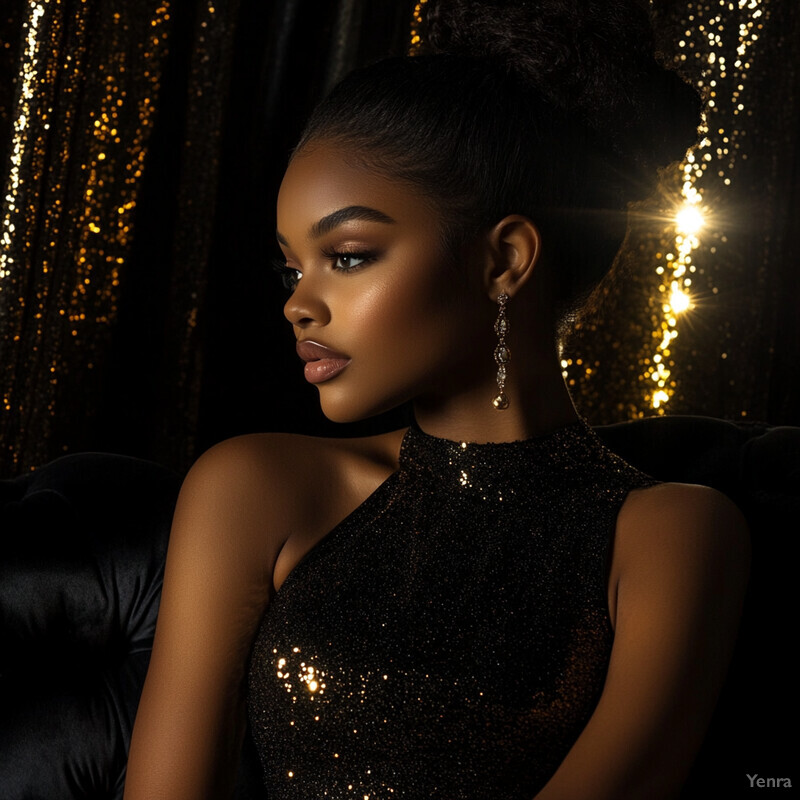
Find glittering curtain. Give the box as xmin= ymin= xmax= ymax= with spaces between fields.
xmin=563 ymin=0 xmax=800 ymax=426
xmin=0 ymin=0 xmax=797 ymax=478
xmin=0 ymin=0 xmax=172 ymax=474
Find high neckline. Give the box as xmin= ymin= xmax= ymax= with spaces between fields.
xmin=398 ymin=417 xmax=598 ymax=497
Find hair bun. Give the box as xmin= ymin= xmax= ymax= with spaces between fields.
xmin=421 ymin=0 xmax=701 ymax=174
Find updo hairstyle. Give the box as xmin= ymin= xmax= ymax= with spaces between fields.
xmin=295 ymin=0 xmax=702 ymax=326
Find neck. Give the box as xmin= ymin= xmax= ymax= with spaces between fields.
xmin=412 ymin=346 xmax=579 ymax=444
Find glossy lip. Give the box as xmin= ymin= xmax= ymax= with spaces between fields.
xmin=296 ymin=340 xmax=351 ymax=384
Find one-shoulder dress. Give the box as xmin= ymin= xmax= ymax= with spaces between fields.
xmin=247 ymin=419 xmax=655 ymax=799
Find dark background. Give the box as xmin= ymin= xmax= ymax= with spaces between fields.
xmin=0 ymin=0 xmax=797 ymax=477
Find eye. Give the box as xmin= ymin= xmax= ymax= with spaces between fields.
xmin=271 ymin=259 xmax=302 ymax=291
xmin=333 ymin=253 xmax=368 ymax=270
xmin=324 ymin=250 xmax=377 ymax=272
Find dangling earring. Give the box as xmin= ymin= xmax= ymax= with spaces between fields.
xmin=492 ymin=293 xmax=510 ymax=410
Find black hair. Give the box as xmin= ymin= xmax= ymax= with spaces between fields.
xmin=295 ymin=0 xmax=701 ymax=324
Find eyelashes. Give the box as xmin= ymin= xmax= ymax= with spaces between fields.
xmin=320 ymin=248 xmax=376 ymax=272
xmin=272 ymin=249 xmax=377 ymax=291
xmin=271 ymin=259 xmax=301 ymax=291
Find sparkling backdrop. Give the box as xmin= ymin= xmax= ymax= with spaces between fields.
xmin=0 ymin=0 xmax=243 ymax=476
xmin=636 ymin=0 xmax=766 ymax=413
xmin=0 ymin=0 xmax=173 ymax=472
xmin=563 ymin=0 xmax=798 ymax=425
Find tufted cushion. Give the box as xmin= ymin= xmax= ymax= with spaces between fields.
xmin=0 ymin=453 xmax=180 ymax=798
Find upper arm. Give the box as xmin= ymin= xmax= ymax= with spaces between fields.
xmin=536 ymin=483 xmax=750 ymax=800
xmin=124 ymin=436 xmax=289 ymax=800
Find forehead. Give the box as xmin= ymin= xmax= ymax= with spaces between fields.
xmin=277 ymin=142 xmax=440 ymax=236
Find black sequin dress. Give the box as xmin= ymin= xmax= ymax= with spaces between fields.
xmin=247 ymin=419 xmax=655 ymax=799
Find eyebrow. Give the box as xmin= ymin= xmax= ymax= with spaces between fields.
xmin=276 ymin=205 xmax=396 ymax=247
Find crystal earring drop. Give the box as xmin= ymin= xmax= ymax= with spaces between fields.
xmin=492 ymin=293 xmax=510 ymax=410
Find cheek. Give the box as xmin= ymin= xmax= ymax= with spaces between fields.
xmin=365 ymin=264 xmax=455 ymax=340
xmin=353 ymin=267 xmax=484 ymax=385
xmin=315 ymin=252 xmax=487 ymax=422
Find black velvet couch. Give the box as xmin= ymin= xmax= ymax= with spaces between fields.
xmin=1 ymin=416 xmax=796 ymax=799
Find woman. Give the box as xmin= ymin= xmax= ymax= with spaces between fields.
xmin=124 ymin=1 xmax=749 ymax=798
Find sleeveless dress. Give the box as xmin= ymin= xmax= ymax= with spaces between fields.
xmin=247 ymin=419 xmax=655 ymax=799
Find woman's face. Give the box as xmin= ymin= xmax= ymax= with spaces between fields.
xmin=276 ymin=140 xmax=495 ymax=423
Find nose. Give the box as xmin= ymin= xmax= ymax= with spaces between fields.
xmin=283 ymin=275 xmax=331 ymax=329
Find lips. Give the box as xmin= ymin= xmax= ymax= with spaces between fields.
xmin=296 ymin=340 xmax=351 ymax=384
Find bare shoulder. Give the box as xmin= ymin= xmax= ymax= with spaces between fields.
xmin=179 ymin=428 xmax=408 ymax=590
xmin=182 ymin=432 xmax=333 ymax=536
xmin=608 ymin=482 xmax=750 ymax=630
xmin=187 ymin=427 xmax=406 ymax=522
xmin=621 ymin=480 xmax=747 ymax=523
xmin=616 ymin=482 xmax=750 ymax=570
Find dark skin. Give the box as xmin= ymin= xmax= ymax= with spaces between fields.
xmin=124 ymin=140 xmax=750 ymax=800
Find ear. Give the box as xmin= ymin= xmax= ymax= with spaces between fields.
xmin=482 ymin=215 xmax=541 ymax=300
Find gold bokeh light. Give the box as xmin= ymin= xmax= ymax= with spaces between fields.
xmin=641 ymin=0 xmax=765 ymax=414
xmin=675 ymin=205 xmax=705 ymax=237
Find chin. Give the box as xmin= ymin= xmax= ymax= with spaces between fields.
xmin=317 ymin=386 xmax=408 ymax=426
xmin=320 ymin=406 xmax=366 ymax=425
xmin=317 ymin=390 xmax=370 ymax=425
xmin=319 ymin=402 xmax=386 ymax=426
